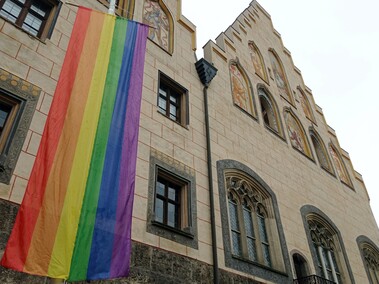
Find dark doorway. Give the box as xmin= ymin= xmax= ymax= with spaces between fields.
xmin=293 ymin=253 xmax=308 ymax=280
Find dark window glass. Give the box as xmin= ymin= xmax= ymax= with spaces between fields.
xmin=229 ymin=199 xmax=242 ymax=256
xmin=158 ymin=82 xmax=180 ymax=123
xmin=157 ymin=73 xmax=188 ymax=126
xmin=0 ymin=103 xmax=12 ymax=137
xmin=0 ymin=0 xmax=56 ymax=38
xmin=155 ymin=175 xmax=181 ymax=229
xmin=243 ymin=205 xmax=257 ymax=261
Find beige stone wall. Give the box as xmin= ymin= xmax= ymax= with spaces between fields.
xmin=203 ymin=2 xmax=379 ymax=282
xmin=0 ymin=0 xmax=378 ymax=283
xmin=131 ymin=0 xmax=215 ymax=266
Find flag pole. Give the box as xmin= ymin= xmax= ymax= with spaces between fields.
xmin=108 ymin=0 xmax=116 ymax=15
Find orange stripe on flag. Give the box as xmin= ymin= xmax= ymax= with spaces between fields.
xmin=23 ymin=11 xmax=106 ymax=275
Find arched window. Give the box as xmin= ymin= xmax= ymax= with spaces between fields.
xmin=298 ymin=87 xmax=315 ymax=122
xmin=258 ymin=86 xmax=283 ymax=137
xmin=229 ymin=61 xmax=256 ymax=117
xmin=226 ymin=173 xmax=273 ymax=267
xmin=249 ymin=42 xmax=268 ymax=82
xmin=309 ymin=129 xmax=334 ymax=174
xmin=217 ymin=160 xmax=291 ymax=283
xmin=357 ymin=236 xmax=379 ymax=284
xmin=308 ymin=218 xmax=342 ymax=283
xmin=268 ymin=49 xmax=293 ymax=104
xmin=329 ymin=144 xmax=352 ymax=187
xmin=143 ymin=0 xmax=173 ymax=53
xmin=284 ymin=109 xmax=313 ymax=158
xmin=302 ymin=207 xmax=355 ymax=284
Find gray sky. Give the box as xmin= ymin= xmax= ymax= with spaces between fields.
xmin=183 ymin=0 xmax=379 ymax=225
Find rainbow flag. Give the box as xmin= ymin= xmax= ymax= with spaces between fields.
xmin=0 ymin=7 xmax=148 ymax=281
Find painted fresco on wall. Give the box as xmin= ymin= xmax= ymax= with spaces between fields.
xmin=300 ymin=92 xmax=313 ymax=120
xmin=269 ymin=52 xmax=291 ymax=102
xmin=249 ymin=43 xmax=267 ymax=81
xmin=286 ymin=113 xmax=307 ymax=154
xmin=230 ymin=64 xmax=252 ymax=115
xmin=330 ymin=146 xmax=350 ymax=185
xmin=143 ymin=0 xmax=170 ymax=52
xmin=311 ymin=135 xmax=330 ymax=171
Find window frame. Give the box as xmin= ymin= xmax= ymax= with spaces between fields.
xmin=96 ymin=0 xmax=134 ymax=18
xmin=257 ymin=85 xmax=285 ymax=140
xmin=147 ymin=149 xmax=198 ymax=249
xmin=0 ymin=68 xmax=41 ymax=184
xmin=217 ymin=159 xmax=292 ymax=283
xmin=301 ymin=205 xmax=355 ymax=284
xmin=309 ymin=128 xmax=335 ymax=175
xmin=153 ymin=168 xmax=186 ymax=230
xmin=157 ymin=72 xmax=189 ymax=127
xmin=0 ymin=0 xmax=61 ymax=40
xmin=357 ymin=235 xmax=379 ymax=284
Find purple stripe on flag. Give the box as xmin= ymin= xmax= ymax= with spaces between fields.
xmin=110 ymin=24 xmax=149 ymax=278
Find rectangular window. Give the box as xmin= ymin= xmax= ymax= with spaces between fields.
xmin=154 ymin=169 xmax=189 ymax=231
xmin=0 ymin=68 xmax=41 ymax=184
xmin=96 ymin=0 xmax=133 ymax=18
xmin=0 ymin=92 xmax=22 ymax=154
xmin=158 ymin=72 xmax=188 ymax=127
xmin=147 ymin=150 xmax=198 ymax=248
xmin=0 ymin=0 xmax=60 ymax=40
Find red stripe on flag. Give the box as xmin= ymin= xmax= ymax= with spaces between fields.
xmin=0 ymin=8 xmax=91 ymax=272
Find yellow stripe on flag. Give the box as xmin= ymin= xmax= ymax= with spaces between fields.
xmin=48 ymin=14 xmax=116 ymax=278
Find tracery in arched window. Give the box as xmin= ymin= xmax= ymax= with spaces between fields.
xmin=362 ymin=244 xmax=379 ymax=283
xmin=308 ymin=219 xmax=342 ymax=283
xmin=226 ymin=174 xmax=272 ymax=267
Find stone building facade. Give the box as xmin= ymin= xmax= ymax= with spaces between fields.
xmin=0 ymin=0 xmax=378 ymax=283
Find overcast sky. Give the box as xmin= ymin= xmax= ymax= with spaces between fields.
xmin=182 ymin=0 xmax=379 ymax=225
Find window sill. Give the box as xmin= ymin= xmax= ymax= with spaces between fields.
xmin=291 ymin=145 xmax=316 ymax=164
xmin=151 ymin=220 xmax=194 ymax=239
xmin=264 ymin=124 xmax=286 ymax=143
xmin=231 ymin=254 xmax=288 ymax=276
xmin=233 ymin=104 xmax=258 ymax=122
xmin=156 ymin=109 xmax=189 ymax=130
xmin=0 ymin=19 xmax=47 ymax=43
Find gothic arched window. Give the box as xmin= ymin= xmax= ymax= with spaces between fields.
xmin=302 ymin=208 xmax=355 ymax=284
xmin=308 ymin=218 xmax=343 ymax=283
xmin=258 ymin=87 xmax=283 ymax=137
xmin=357 ymin=236 xmax=379 ymax=284
xmin=226 ymin=172 xmax=274 ymax=267
xmin=143 ymin=0 xmax=173 ymax=53
xmin=218 ymin=160 xmax=291 ymax=283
